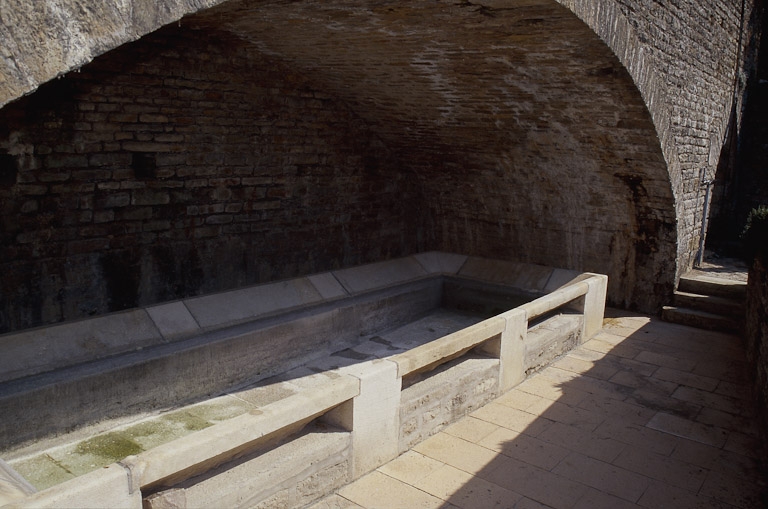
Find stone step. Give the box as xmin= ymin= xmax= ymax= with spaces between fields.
xmin=661 ymin=306 xmax=741 ymax=334
xmin=672 ymin=291 xmax=744 ymax=319
xmin=677 ymin=275 xmax=746 ymax=301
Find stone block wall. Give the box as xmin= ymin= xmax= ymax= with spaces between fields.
xmin=399 ymin=355 xmax=500 ymax=453
xmin=562 ymin=0 xmax=762 ymax=271
xmin=746 ymin=257 xmax=768 ymax=448
xmin=709 ymin=3 xmax=768 ymax=246
xmin=0 ymin=26 xmax=422 ymax=333
xmin=611 ymin=0 xmax=760 ymax=265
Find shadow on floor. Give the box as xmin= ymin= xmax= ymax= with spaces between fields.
xmin=438 ymin=311 xmax=767 ymax=508
xmin=337 ymin=310 xmax=768 ymax=508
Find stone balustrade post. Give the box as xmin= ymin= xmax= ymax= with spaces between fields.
xmin=582 ymin=274 xmax=608 ymax=341
xmin=324 ymin=359 xmax=402 ymax=478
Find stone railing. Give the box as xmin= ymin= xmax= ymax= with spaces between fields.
xmin=391 ymin=273 xmax=604 ymax=403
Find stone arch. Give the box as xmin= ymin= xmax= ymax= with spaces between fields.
xmin=557 ymin=0 xmax=686 ymax=277
xmin=0 ymin=0 xmax=229 ymax=108
xmin=182 ymin=0 xmax=676 ymax=311
xmin=564 ymin=0 xmax=754 ymax=277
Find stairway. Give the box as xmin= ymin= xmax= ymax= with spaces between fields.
xmin=662 ymin=273 xmax=746 ymax=333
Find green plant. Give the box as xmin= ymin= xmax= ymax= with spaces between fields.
xmin=742 ymin=205 xmax=768 ymax=261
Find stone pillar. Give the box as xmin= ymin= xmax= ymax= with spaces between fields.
xmin=498 ymin=308 xmax=528 ymax=392
xmin=582 ymin=274 xmax=608 ymax=340
xmin=325 ymin=359 xmax=401 ymax=478
xmin=477 ymin=308 xmax=527 ymax=392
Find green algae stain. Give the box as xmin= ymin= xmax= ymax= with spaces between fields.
xmin=125 ymin=420 xmax=168 ymax=438
xmin=11 ymin=455 xmax=76 ymax=491
xmin=184 ymin=398 xmax=253 ymax=423
xmin=74 ymin=432 xmax=143 ymax=462
xmin=123 ymin=419 xmax=187 ymax=451
xmin=162 ymin=411 xmax=212 ymax=432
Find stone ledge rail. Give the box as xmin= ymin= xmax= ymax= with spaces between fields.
xmin=520 ymin=280 xmax=589 ymax=319
xmin=0 ymin=252 xmax=461 ymax=384
xmin=391 ymin=316 xmax=507 ymax=379
xmin=392 ymin=274 xmax=605 ymax=385
xmin=0 ymin=253 xmax=608 ymax=508
xmin=123 ymin=374 xmax=360 ymax=491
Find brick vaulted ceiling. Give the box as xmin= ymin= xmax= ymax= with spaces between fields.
xmin=188 ymin=0 xmax=675 ymax=308
xmin=192 ymin=1 xmax=662 ymax=165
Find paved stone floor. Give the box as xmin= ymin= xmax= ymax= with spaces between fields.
xmin=313 ymin=311 xmax=767 ymax=509
xmin=690 ymin=251 xmax=750 ymax=282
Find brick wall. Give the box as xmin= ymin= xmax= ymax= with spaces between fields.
xmin=0 ymin=26 xmax=422 ymax=333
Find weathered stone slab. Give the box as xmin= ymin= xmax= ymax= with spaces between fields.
xmin=332 ymin=359 xmax=401 ymax=477
xmin=0 ymin=310 xmax=162 ymax=383
xmin=459 ymin=257 xmax=554 ymax=293
xmin=0 ymin=279 xmax=441 ymax=450
xmin=7 ymin=463 xmax=139 ymax=509
xmin=145 ymin=301 xmax=201 ymax=341
xmin=496 ymin=308 xmax=528 ymax=391
xmin=124 ymin=374 xmax=358 ymax=489
xmin=0 ymin=458 xmax=35 ymax=505
xmin=391 ymin=316 xmax=505 ymax=378
xmin=147 ymin=426 xmax=351 ymax=509
xmin=520 ymin=281 xmax=589 ymax=322
xmin=332 ymin=258 xmax=428 ymax=294
xmin=183 ymin=278 xmax=323 ymax=329
xmin=0 ymin=257 xmax=609 ymax=508
xmin=524 ymin=314 xmax=583 ymax=375
xmin=309 ymin=273 xmax=349 ymax=300
xmin=582 ymin=274 xmax=608 ymax=339
xmin=5 ymin=456 xmax=74 ymax=493
xmin=413 ymin=251 xmax=467 ymax=275
xmin=399 ymin=355 xmax=499 ymax=452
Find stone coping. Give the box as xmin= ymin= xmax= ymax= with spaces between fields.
xmin=2 ymin=311 xmax=478 ymax=492
xmin=0 ymin=252 xmax=584 ymax=384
